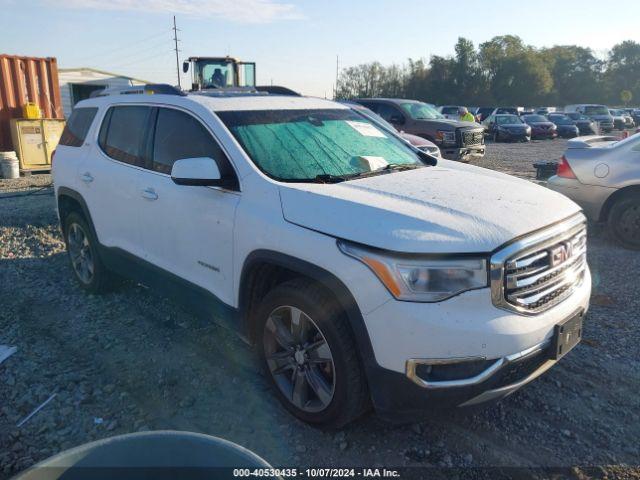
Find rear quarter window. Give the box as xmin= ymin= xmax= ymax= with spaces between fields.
xmin=59 ymin=107 xmax=98 ymax=147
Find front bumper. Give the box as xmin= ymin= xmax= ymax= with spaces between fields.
xmin=363 ymin=263 xmax=591 ymax=421
xmin=440 ymin=145 xmax=485 ymax=161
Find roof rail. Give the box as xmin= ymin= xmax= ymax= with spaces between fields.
xmin=91 ymin=84 xmax=186 ymax=98
xmin=255 ymin=85 xmax=301 ymax=96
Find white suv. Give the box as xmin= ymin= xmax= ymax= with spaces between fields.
xmin=53 ymin=85 xmax=591 ymax=427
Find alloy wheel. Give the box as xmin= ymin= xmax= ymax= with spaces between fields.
xmin=67 ymin=223 xmax=94 ymax=284
xmin=263 ymin=306 xmax=336 ymax=413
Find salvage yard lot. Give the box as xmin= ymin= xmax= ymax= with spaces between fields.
xmin=1 ymin=139 xmax=639 ymax=478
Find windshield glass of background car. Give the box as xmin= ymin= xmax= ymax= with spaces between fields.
xmin=525 ymin=115 xmax=548 ymax=122
xmin=218 ymin=108 xmax=423 ymax=181
xmin=584 ymin=106 xmax=609 ymax=115
xmin=497 ymin=115 xmax=521 ymax=125
xmin=400 ymin=102 xmax=444 ymax=120
xmin=551 ymin=115 xmax=572 ymax=124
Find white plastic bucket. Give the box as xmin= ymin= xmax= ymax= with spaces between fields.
xmin=0 ymin=151 xmax=19 ymax=179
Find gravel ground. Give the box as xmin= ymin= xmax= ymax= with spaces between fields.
xmin=1 ymin=140 xmax=639 ymax=479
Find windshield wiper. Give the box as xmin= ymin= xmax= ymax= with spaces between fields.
xmin=311 ymin=164 xmax=422 ymax=184
xmin=379 ymin=163 xmax=422 ymax=172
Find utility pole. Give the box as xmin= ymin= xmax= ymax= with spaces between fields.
xmin=334 ymin=55 xmax=339 ymax=99
xmin=172 ymin=16 xmax=181 ymax=88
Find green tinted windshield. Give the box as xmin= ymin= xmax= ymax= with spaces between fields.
xmin=218 ymin=109 xmax=423 ymax=181
xmin=400 ymin=102 xmax=444 ymax=120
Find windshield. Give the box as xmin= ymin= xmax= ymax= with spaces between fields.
xmin=400 ymin=102 xmax=444 ymax=120
xmin=195 ymin=60 xmax=236 ymax=88
xmin=584 ymin=105 xmax=609 ymax=115
xmin=549 ymin=115 xmax=573 ymax=125
xmin=524 ymin=115 xmax=548 ymax=122
xmin=218 ymin=108 xmax=424 ymax=182
xmin=496 ymin=115 xmax=522 ymax=125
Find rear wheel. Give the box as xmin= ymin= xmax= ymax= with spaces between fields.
xmin=64 ymin=212 xmax=116 ymax=293
xmin=608 ymin=195 xmax=640 ymax=250
xmin=256 ymin=279 xmax=369 ymax=427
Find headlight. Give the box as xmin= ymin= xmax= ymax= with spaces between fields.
xmin=418 ymin=145 xmax=441 ymax=157
xmin=435 ymin=130 xmax=456 ymax=145
xmin=338 ymin=241 xmax=488 ymax=302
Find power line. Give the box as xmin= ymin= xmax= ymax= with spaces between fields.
xmin=73 ymin=29 xmax=171 ymax=63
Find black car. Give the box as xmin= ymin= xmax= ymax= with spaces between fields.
xmin=565 ymin=112 xmax=598 ymax=135
xmin=483 ymin=113 xmax=531 ymax=142
xmin=521 ymin=114 xmax=558 ymax=139
xmin=547 ymin=114 xmax=580 ymax=138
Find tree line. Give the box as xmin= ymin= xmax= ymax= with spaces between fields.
xmin=336 ymin=36 xmax=640 ymax=107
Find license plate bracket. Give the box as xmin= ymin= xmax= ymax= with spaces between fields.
xmin=552 ymin=312 xmax=583 ymax=360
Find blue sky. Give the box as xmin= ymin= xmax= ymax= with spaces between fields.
xmin=1 ymin=0 xmax=638 ymax=97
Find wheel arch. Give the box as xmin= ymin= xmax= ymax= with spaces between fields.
xmin=238 ymin=250 xmax=378 ymax=372
xmin=57 ymin=187 xmax=96 ymax=234
xmin=599 ymin=184 xmax=640 ymax=222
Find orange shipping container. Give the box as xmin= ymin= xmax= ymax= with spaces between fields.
xmin=0 ymin=54 xmax=64 ymax=151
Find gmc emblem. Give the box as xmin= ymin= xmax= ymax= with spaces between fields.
xmin=549 ymin=242 xmax=573 ymax=267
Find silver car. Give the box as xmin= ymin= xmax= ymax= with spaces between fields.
xmin=548 ymin=133 xmax=640 ymax=249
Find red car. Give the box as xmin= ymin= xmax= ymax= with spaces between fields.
xmin=521 ymin=114 xmax=558 ymax=139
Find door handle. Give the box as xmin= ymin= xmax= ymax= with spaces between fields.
xmin=141 ymin=187 xmax=158 ymax=201
xmin=80 ymin=172 xmax=94 ymax=183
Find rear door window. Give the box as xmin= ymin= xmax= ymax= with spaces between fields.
xmin=98 ymin=106 xmax=152 ymax=167
xmin=151 ymin=108 xmax=237 ymax=186
xmin=376 ymin=104 xmax=404 ymax=123
xmin=59 ymin=107 xmax=98 ymax=147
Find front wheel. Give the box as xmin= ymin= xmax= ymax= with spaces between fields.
xmin=608 ymin=195 xmax=640 ymax=250
xmin=256 ymin=279 xmax=369 ymax=427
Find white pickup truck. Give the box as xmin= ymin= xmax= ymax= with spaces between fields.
xmin=53 ymin=85 xmax=590 ymax=427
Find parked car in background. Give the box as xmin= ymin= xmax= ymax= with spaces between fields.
xmin=609 ymin=109 xmax=627 ymax=130
xmin=546 ymin=114 xmax=579 ymax=138
xmin=548 ymin=133 xmax=640 ymax=249
xmin=475 ymin=106 xmax=495 ymax=122
xmin=609 ymin=109 xmax=635 ymax=129
xmin=53 ymin=86 xmax=591 ymax=426
xmin=343 ymin=101 xmax=441 ymax=158
xmin=438 ymin=105 xmax=469 ymax=120
xmin=354 ymin=98 xmax=485 ymax=162
xmin=521 ymin=114 xmax=558 ymax=139
xmin=491 ymin=107 xmax=520 ymax=116
xmin=565 ymin=112 xmax=598 ymax=135
xmin=483 ymin=113 xmax=531 ymax=142
xmin=631 ymin=109 xmax=640 ymax=126
xmin=565 ymin=104 xmax=614 ymax=132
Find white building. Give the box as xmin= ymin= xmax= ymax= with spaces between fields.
xmin=58 ymin=68 xmax=147 ymax=117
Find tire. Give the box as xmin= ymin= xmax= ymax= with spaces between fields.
xmin=256 ymin=278 xmax=369 ymax=428
xmin=63 ymin=212 xmax=116 ymax=293
xmin=493 ymin=131 xmax=499 ymax=143
xmin=608 ymin=195 xmax=640 ymax=250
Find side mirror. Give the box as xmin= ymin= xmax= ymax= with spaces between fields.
xmin=171 ymin=157 xmax=226 ymax=187
xmin=389 ymin=115 xmax=405 ymax=125
xmin=182 ymin=61 xmax=189 ymax=73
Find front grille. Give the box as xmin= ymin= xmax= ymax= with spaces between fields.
xmin=493 ymin=349 xmax=549 ymax=389
xmin=491 ymin=217 xmax=587 ymax=314
xmin=460 ymin=129 xmax=484 ymax=147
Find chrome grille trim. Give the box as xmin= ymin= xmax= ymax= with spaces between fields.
xmin=491 ymin=214 xmax=588 ymax=315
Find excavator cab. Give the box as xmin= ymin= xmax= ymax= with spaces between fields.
xmin=183 ymin=57 xmax=256 ymax=91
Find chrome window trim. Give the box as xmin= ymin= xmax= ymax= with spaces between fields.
xmin=490 ymin=213 xmax=587 ymax=315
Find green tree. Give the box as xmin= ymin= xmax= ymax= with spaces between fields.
xmin=621 ymin=89 xmax=633 ymax=105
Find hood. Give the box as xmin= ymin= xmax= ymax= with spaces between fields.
xmin=590 ymin=114 xmax=613 ymax=121
xmin=416 ymin=118 xmax=479 ymax=130
xmin=278 ymin=161 xmax=582 ymax=254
